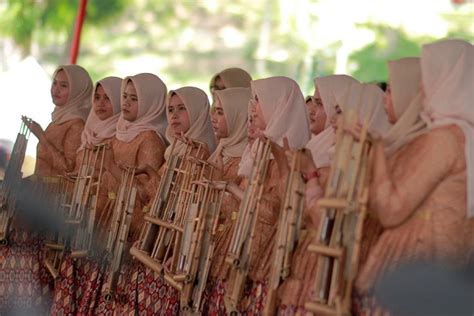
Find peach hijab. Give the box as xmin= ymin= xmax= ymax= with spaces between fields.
xmin=115 ymin=73 xmax=168 ymax=143
xmin=51 ymin=64 xmax=93 ymax=124
xmin=238 ymin=76 xmax=311 ymax=176
xmin=164 ymin=86 xmax=217 ymax=160
xmin=420 ymin=38 xmax=474 ymax=217
xmin=80 ymin=77 xmax=122 ymax=148
xmin=384 ymin=57 xmax=428 ymax=156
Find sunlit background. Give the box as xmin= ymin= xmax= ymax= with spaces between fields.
xmin=0 ymin=0 xmax=473 ymax=177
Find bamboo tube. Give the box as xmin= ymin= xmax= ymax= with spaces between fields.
xmin=144 ymin=215 xmax=184 ymax=233
xmin=164 ymin=273 xmax=183 ymax=291
xmin=44 ymin=259 xmax=59 ymax=280
xmin=129 ymin=247 xmax=163 ymax=274
xmin=307 ymin=244 xmax=344 ymax=258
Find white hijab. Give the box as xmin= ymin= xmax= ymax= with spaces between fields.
xmin=80 ymin=77 xmax=122 ymax=149
xmin=420 ymin=39 xmax=474 ymax=217
xmin=51 ymin=64 xmax=93 ymax=125
xmin=164 ymin=86 xmax=217 ymax=160
xmin=209 ymin=87 xmax=250 ymax=162
xmin=306 ymin=75 xmax=360 ymax=168
xmin=238 ymin=76 xmax=311 ymax=176
xmin=384 ymin=57 xmax=428 ymax=155
xmin=115 ymin=73 xmax=168 ymax=143
xmin=252 ymin=76 xmax=311 ymax=149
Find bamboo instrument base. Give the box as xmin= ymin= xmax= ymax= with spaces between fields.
xmin=44 ymin=258 xmax=59 ymax=280
xmin=129 ymin=246 xmax=163 ymax=274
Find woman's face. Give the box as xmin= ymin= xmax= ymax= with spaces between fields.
xmin=383 ymin=84 xmax=397 ymax=124
xmin=330 ymin=105 xmax=343 ymax=132
xmin=211 ymin=98 xmax=229 ymax=139
xmin=247 ymin=112 xmax=258 ymax=141
xmin=250 ymin=95 xmax=266 ymax=131
xmin=167 ymin=94 xmax=191 ymax=136
xmin=93 ymin=84 xmax=114 ymax=120
xmin=51 ymin=70 xmax=70 ymax=106
xmin=121 ymin=81 xmax=139 ymax=122
xmin=306 ymin=96 xmax=327 ymax=135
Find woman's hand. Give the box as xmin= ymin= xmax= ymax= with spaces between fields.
xmin=298 ymin=148 xmax=318 ymax=174
xmin=23 ymin=116 xmax=45 ymax=141
xmin=209 ymin=152 xmax=224 ymax=180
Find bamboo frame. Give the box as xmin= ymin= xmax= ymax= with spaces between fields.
xmin=224 ymin=138 xmax=272 ymax=314
xmin=263 ymin=150 xmax=306 ymax=316
xmin=42 ymin=144 xmax=107 ymax=279
xmin=129 ymin=137 xmax=227 ymax=313
xmin=304 ymin=95 xmax=377 ymax=315
xmin=102 ymin=167 xmax=137 ymax=301
xmin=0 ymin=119 xmax=31 ymax=245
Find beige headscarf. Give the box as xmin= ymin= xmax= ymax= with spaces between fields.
xmin=420 ymin=39 xmax=474 ymax=217
xmin=252 ymin=76 xmax=311 ymax=149
xmin=384 ymin=57 xmax=428 ymax=155
xmin=80 ymin=77 xmax=122 ymax=149
xmin=51 ymin=64 xmax=93 ymax=125
xmin=238 ymin=76 xmax=311 ymax=176
xmin=306 ymin=75 xmax=360 ymax=168
xmin=209 ymin=87 xmax=250 ymax=162
xmin=164 ymin=86 xmax=217 ymax=160
xmin=115 ymin=73 xmax=168 ymax=143
xmin=209 ymin=67 xmax=252 ymax=91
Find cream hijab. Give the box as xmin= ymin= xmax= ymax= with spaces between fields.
xmin=238 ymin=76 xmax=311 ymax=176
xmin=420 ymin=39 xmax=474 ymax=217
xmin=115 ymin=73 xmax=168 ymax=143
xmin=209 ymin=67 xmax=252 ymax=90
xmin=251 ymin=76 xmax=311 ymax=149
xmin=164 ymin=87 xmax=217 ymax=160
xmin=306 ymin=75 xmax=360 ymax=168
xmin=209 ymin=87 xmax=250 ymax=162
xmin=51 ymin=64 xmax=93 ymax=125
xmin=384 ymin=57 xmax=428 ymax=155
xmin=80 ymin=77 xmax=122 ymax=149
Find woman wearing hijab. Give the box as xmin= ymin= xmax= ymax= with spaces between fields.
xmin=135 ymin=86 xmax=216 ymax=315
xmin=0 ymin=65 xmax=92 ymax=314
xmin=355 ymin=39 xmax=473 ymax=315
xmin=50 ymin=76 xmax=122 ymax=315
xmin=27 ymin=64 xmax=93 ymax=176
xmin=220 ymin=76 xmax=310 ymax=314
xmin=277 ymin=75 xmax=359 ymax=313
xmin=209 ymin=67 xmax=252 ymax=104
xmin=201 ymin=87 xmax=251 ymax=314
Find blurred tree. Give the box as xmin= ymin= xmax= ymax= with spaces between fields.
xmin=0 ymin=0 xmax=127 ymax=60
xmin=348 ymin=24 xmax=431 ymax=83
